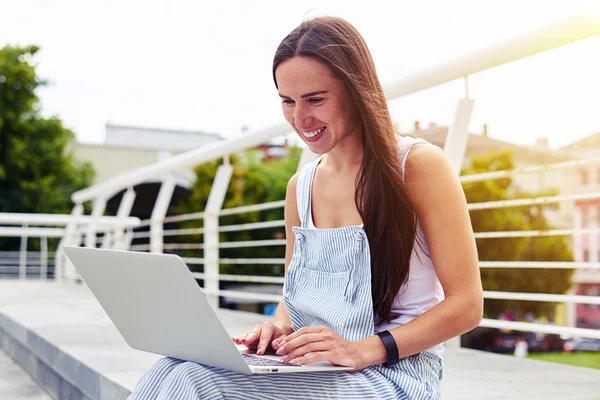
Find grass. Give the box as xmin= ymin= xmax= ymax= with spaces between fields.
xmin=527 ymin=352 xmax=600 ymax=370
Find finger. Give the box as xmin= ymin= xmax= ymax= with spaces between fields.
xmin=243 ymin=327 xmax=260 ymax=342
xmin=257 ymin=326 xmax=275 ymax=355
xmin=242 ymin=328 xmax=261 ymax=348
xmin=281 ymin=341 xmax=325 ymax=362
xmin=276 ymin=333 xmax=324 ymax=355
xmin=281 ymin=326 xmax=323 ymax=344
xmin=271 ymin=334 xmax=287 ymax=350
xmin=290 ymin=351 xmax=332 ymax=365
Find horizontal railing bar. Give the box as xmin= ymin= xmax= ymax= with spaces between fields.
xmin=219 ymin=239 xmax=286 ymax=249
xmin=0 ymin=252 xmax=56 ymax=256
xmin=0 ymin=227 xmax=65 ymax=237
xmin=474 ymin=229 xmax=600 ymax=239
xmin=72 ymin=12 xmax=600 ymax=204
xmin=129 ymin=245 xmax=150 ymax=251
xmin=468 ymin=192 xmax=600 ymax=211
xmin=219 ymin=201 xmax=286 ymax=216
xmin=484 ymin=291 xmax=600 ymax=304
xmin=480 ymin=319 xmax=600 ymax=339
xmin=460 ymin=158 xmax=600 ymax=183
xmin=219 ymin=220 xmax=285 ymax=233
xmin=0 ymin=213 xmax=140 ymax=227
xmin=162 ymin=239 xmax=286 ymax=250
xmin=182 ymin=258 xmax=285 ymax=265
xmin=479 ymin=261 xmax=600 ymax=269
xmin=203 ymin=289 xmax=282 ymax=303
xmin=164 ymin=212 xmax=206 ymax=224
xmin=191 ymin=273 xmax=285 ymax=284
xmin=163 ymin=243 xmax=203 ymax=250
xmin=182 ymin=257 xmax=205 ymax=264
xmin=163 ymin=228 xmax=205 ymax=237
xmin=219 ymin=258 xmax=285 ymax=265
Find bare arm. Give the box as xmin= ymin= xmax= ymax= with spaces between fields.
xmin=357 ymin=143 xmax=483 ymax=366
xmin=271 ymin=172 xmax=301 ymax=335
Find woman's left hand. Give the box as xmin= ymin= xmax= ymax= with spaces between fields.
xmin=275 ymin=326 xmax=364 ymax=371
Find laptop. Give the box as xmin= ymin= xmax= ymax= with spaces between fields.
xmin=63 ymin=246 xmax=352 ymax=374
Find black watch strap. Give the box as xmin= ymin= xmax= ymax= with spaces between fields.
xmin=376 ymin=330 xmax=400 ymax=367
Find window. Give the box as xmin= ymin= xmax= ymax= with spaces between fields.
xmin=581 ymin=207 xmax=588 ymax=229
xmin=583 ymin=250 xmax=590 ymax=262
xmin=580 ymin=169 xmax=588 ymax=185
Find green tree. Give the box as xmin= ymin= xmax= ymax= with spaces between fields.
xmin=463 ymin=150 xmax=574 ymax=320
xmin=174 ymin=147 xmax=301 ymax=277
xmin=0 ymin=45 xmax=95 ymax=249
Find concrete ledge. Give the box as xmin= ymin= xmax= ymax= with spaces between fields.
xmin=0 ymin=281 xmax=265 ymax=399
xmin=1 ymin=281 xmax=600 ymax=400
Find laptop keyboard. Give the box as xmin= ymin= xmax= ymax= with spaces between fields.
xmin=242 ymin=354 xmax=301 ymax=367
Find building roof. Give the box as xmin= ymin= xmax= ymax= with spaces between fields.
xmin=402 ymin=124 xmax=575 ymax=162
xmin=105 ymin=123 xmax=223 ymax=139
xmin=561 ymin=132 xmax=600 ymax=150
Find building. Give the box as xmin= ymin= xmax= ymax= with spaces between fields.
xmin=70 ymin=123 xmax=223 ymax=219
xmin=403 ymin=122 xmax=577 ymax=228
xmin=561 ymin=132 xmax=600 ymax=329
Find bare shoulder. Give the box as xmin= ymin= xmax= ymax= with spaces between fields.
xmin=403 ymin=143 xmax=462 ymax=209
xmin=404 ymin=142 xmax=449 ymax=182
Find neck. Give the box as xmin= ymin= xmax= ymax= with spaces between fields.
xmin=322 ymin=128 xmax=364 ymax=174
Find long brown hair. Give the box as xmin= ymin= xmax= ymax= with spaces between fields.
xmin=273 ymin=17 xmax=418 ymax=324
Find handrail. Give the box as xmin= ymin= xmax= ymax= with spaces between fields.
xmin=71 ymin=12 xmax=600 ymax=204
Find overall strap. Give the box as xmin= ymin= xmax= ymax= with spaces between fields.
xmin=295 ymin=158 xmax=320 ymax=228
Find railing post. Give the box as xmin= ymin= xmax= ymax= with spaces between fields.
xmin=101 ymin=231 xmax=113 ymax=249
xmin=85 ymin=197 xmax=107 ymax=248
xmin=443 ymin=98 xmax=475 ymax=175
xmin=114 ymin=187 xmax=137 ymax=250
xmin=204 ymin=162 xmax=233 ymax=309
xmin=150 ymin=176 xmax=176 ymax=253
xmin=19 ymin=225 xmax=28 ymax=280
xmin=568 ymin=206 xmax=584 ymax=327
xmin=57 ymin=203 xmax=84 ymax=281
xmin=589 ymin=206 xmax=598 ymax=263
xmin=40 ymin=236 xmax=48 ymax=280
xmin=444 ymin=97 xmax=475 ymax=348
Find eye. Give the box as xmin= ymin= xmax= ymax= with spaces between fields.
xmin=282 ymin=99 xmax=294 ymax=105
xmin=308 ymin=98 xmax=324 ymax=105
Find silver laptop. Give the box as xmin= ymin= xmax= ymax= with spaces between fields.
xmin=63 ymin=246 xmax=351 ymax=374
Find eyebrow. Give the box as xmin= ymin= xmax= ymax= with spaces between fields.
xmin=278 ymin=90 xmax=328 ymax=99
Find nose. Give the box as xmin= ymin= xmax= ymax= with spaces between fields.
xmin=294 ymin=103 xmax=313 ymax=129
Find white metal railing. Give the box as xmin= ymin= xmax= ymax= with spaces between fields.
xmin=0 ymin=213 xmax=140 ymax=280
xmin=19 ymin=11 xmax=596 ymax=346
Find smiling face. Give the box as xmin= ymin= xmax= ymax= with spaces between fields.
xmin=275 ymin=56 xmax=362 ymax=155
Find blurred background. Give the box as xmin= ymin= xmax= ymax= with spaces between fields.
xmin=1 ymin=1 xmax=599 ymax=399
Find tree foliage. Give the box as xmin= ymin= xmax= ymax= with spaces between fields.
xmin=463 ymin=150 xmax=573 ymax=319
xmin=174 ymin=148 xmax=301 ymax=277
xmin=178 ymin=144 xmax=572 ymax=319
xmin=0 ymin=45 xmax=95 ymax=249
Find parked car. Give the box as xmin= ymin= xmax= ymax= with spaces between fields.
xmin=463 ymin=327 xmax=563 ymax=354
xmin=564 ymin=338 xmax=600 ymax=352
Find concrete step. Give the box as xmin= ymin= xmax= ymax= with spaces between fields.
xmin=0 ymin=347 xmax=51 ymax=400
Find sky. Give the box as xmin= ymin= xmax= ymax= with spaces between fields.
xmin=1 ymin=0 xmax=599 ymax=149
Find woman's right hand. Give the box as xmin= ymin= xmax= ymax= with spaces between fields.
xmin=232 ymin=322 xmax=289 ymax=355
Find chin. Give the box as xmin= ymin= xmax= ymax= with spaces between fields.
xmin=305 ymin=141 xmax=332 ymax=155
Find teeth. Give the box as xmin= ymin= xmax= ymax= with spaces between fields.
xmin=303 ymin=127 xmax=325 ymax=138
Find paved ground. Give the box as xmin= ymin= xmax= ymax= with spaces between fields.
xmin=0 ymin=348 xmax=51 ymax=400
xmin=1 ymin=280 xmax=600 ymax=399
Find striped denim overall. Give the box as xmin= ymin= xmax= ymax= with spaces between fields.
xmin=128 ymin=141 xmax=442 ymax=399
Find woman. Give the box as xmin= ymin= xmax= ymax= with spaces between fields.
xmin=129 ymin=16 xmax=482 ymax=399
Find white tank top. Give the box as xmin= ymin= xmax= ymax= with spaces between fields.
xmin=296 ymin=136 xmax=445 ymax=359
